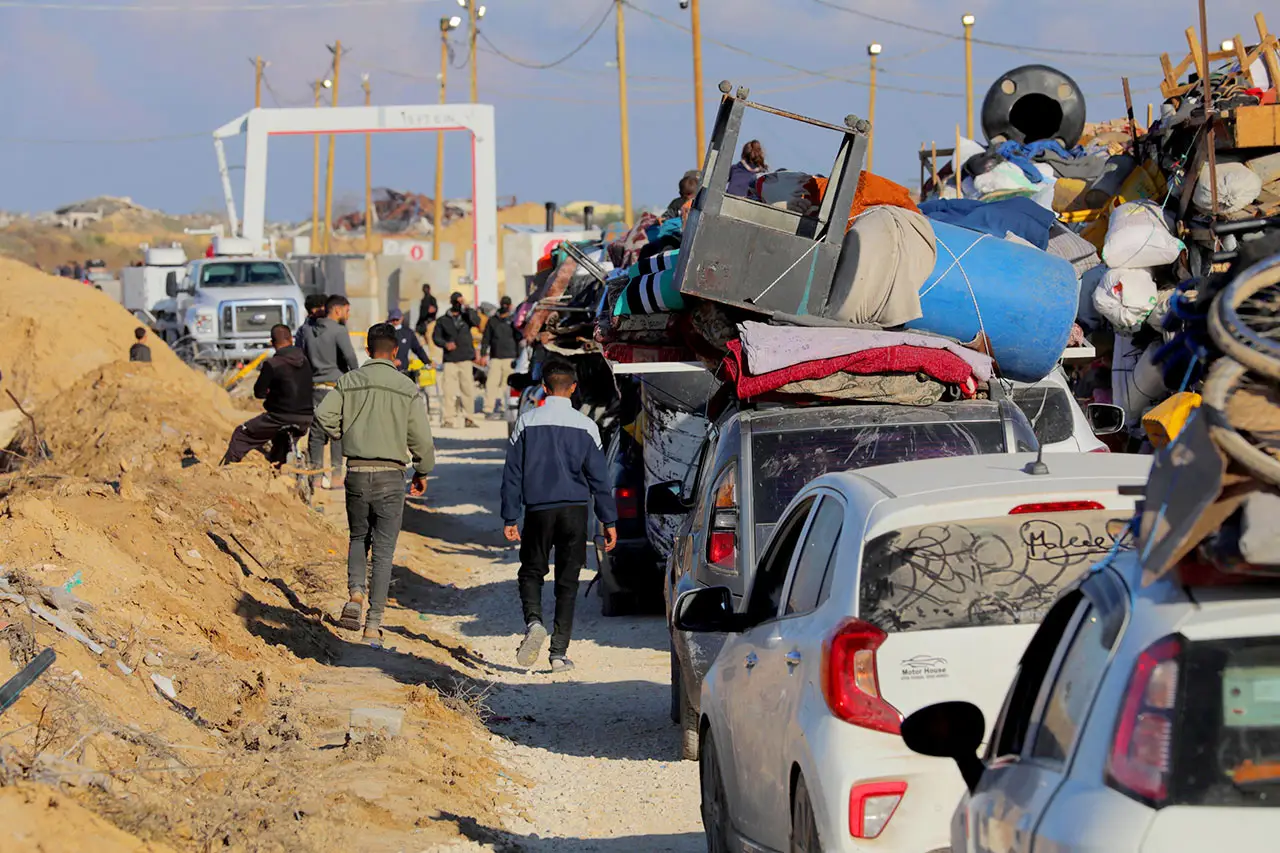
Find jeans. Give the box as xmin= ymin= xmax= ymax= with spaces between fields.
xmin=518 ymin=505 xmax=588 ymax=658
xmin=222 ymin=412 xmax=311 ymax=465
xmin=344 ymin=469 xmax=406 ymax=627
xmin=308 ymin=387 xmax=343 ymax=479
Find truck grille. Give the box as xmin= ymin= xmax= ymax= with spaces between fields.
xmin=233 ymin=304 xmax=284 ymax=333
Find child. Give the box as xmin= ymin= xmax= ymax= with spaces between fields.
xmin=129 ymin=327 xmax=152 ymax=363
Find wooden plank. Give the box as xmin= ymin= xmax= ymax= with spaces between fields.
xmin=1258 ymin=13 xmax=1280 ymax=90
xmin=1160 ymin=52 xmax=1176 ymax=91
xmin=1235 ymin=104 xmax=1280 ymax=148
xmin=1234 ymin=34 xmax=1254 ymax=87
xmin=1186 ymin=27 xmax=1207 ymax=86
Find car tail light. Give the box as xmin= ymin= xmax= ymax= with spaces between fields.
xmin=822 ymin=619 xmax=902 ymax=734
xmin=849 ymin=781 xmax=907 ymax=839
xmin=1106 ymin=635 xmax=1182 ymax=805
xmin=1008 ymin=500 xmax=1106 ymax=514
xmin=1090 ymin=446 xmax=1111 ymax=453
xmin=615 ymin=486 xmax=638 ymax=520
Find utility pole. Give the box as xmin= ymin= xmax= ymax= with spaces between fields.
xmin=689 ymin=0 xmax=705 ymax=167
xmin=323 ymin=40 xmax=344 ymax=254
xmin=362 ymin=74 xmax=373 ymax=253
xmin=436 ymin=15 xmax=461 ymax=261
xmin=962 ymin=14 xmax=976 ymax=139
xmin=463 ymin=0 xmax=486 ymax=103
xmin=867 ymin=43 xmax=881 ymax=173
xmin=253 ymin=56 xmax=263 ymax=108
xmin=615 ymin=0 xmax=633 ymax=228
xmin=311 ymin=80 xmax=324 ymax=253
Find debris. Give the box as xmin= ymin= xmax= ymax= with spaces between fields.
xmin=150 ymin=673 xmax=177 ymax=700
xmin=143 ymin=652 xmax=163 ymax=667
xmin=115 ymin=659 xmax=134 ymax=676
xmin=28 ymin=602 xmax=105 ymax=655
xmin=348 ymin=706 xmax=404 ymax=738
xmin=0 ymin=647 xmax=55 ymax=714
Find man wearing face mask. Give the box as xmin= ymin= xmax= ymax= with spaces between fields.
xmin=432 ymin=291 xmax=482 ymax=429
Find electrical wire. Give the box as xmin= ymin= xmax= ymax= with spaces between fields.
xmin=0 ymin=0 xmax=437 ymax=10
xmin=0 ymin=132 xmax=209 ymax=144
xmin=478 ymin=1 xmax=615 ymax=70
xmin=807 ymin=0 xmax=1163 ymax=59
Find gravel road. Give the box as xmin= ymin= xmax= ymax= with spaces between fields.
xmin=417 ymin=422 xmax=705 ymax=852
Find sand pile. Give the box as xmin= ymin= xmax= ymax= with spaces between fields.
xmin=0 ymin=259 xmax=505 ymax=850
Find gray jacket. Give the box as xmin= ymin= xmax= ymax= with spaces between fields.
xmin=302 ymin=317 xmax=360 ymax=384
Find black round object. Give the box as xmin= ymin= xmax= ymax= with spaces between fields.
xmin=981 ymin=64 xmax=1087 ymax=147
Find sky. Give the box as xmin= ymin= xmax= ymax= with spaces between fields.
xmin=0 ymin=0 xmax=1269 ymax=223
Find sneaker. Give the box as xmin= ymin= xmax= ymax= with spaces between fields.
xmin=515 ymin=622 xmax=548 ymax=667
xmin=550 ymin=656 xmax=575 ymax=673
xmin=337 ymin=593 xmax=364 ymax=631
xmin=321 ymin=474 xmax=332 ymax=490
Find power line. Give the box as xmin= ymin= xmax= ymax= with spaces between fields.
xmin=807 ymin=0 xmax=1162 ymax=59
xmin=0 ymin=132 xmax=208 ymax=144
xmin=0 ymin=0 xmax=436 ymax=10
xmin=478 ymin=1 xmax=614 ymax=70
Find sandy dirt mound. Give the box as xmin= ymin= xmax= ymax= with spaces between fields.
xmin=0 ymin=258 xmax=507 ymax=851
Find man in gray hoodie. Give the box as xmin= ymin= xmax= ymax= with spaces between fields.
xmin=304 ymin=294 xmax=360 ymax=488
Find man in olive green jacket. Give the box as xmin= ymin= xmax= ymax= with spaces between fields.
xmin=315 ymin=323 xmax=435 ymax=643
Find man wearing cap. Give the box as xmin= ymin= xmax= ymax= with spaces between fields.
xmin=388 ymin=308 xmax=432 ymax=414
xmin=432 ymin=291 xmax=482 ymax=429
xmin=479 ymin=296 xmax=521 ymax=421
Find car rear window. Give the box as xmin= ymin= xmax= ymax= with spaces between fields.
xmin=858 ymin=510 xmax=1132 ymax=632
xmin=751 ymin=422 xmax=1007 ymax=528
xmin=1174 ymin=637 xmax=1280 ymax=806
xmin=1011 ymin=387 xmax=1076 ymax=446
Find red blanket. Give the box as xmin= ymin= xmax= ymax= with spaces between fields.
xmin=723 ymin=339 xmax=977 ymax=400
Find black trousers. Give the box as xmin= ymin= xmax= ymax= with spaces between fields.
xmin=222 ymin=412 xmax=311 ymax=466
xmin=518 ymin=505 xmax=588 ymax=658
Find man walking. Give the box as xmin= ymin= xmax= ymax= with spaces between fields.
xmin=415 ymin=284 xmax=438 ymax=335
xmin=316 ymin=323 xmax=434 ymax=644
xmin=389 ymin=308 xmax=432 ymax=414
xmin=222 ymin=324 xmax=313 ymax=465
xmin=480 ymin=296 xmax=521 ymax=421
xmin=433 ymin=291 xmax=481 ymax=429
xmin=501 ymin=361 xmax=616 ymax=672
xmin=295 ymin=293 xmax=328 ymax=352
xmin=303 ymin=295 xmax=360 ymax=488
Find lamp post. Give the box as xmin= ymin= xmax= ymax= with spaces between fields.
xmin=616 ymin=0 xmax=633 ymax=228
xmin=867 ymin=43 xmax=881 ymax=173
xmin=962 ymin=14 xmax=975 ymax=139
xmin=435 ymin=15 xmax=461 ymax=261
xmin=687 ymin=0 xmax=705 ymax=167
xmin=458 ymin=0 xmax=486 ymax=103
xmin=310 ymin=79 xmax=327 ymax=250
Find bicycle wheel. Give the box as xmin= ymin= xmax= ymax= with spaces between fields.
xmin=1209 ymin=253 xmax=1280 ymax=382
xmin=1201 ymin=357 xmax=1280 ymax=487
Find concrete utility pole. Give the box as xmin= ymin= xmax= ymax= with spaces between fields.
xmin=362 ymin=74 xmax=373 ymax=253
xmin=615 ymin=0 xmax=633 ymax=228
xmin=462 ymin=0 xmax=486 ymax=103
xmin=962 ymin=14 xmax=976 ymax=139
xmin=867 ymin=43 xmax=881 ymax=173
xmin=253 ymin=56 xmax=263 ymax=108
xmin=311 ymin=80 xmax=325 ymax=251
xmin=323 ymin=40 xmax=344 ymax=254
xmin=436 ymin=15 xmax=461 ymax=261
xmin=689 ymin=0 xmax=705 ymax=167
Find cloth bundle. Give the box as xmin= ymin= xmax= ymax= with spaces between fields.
xmin=920 ymin=197 xmax=1057 ymax=250
xmin=825 ymin=206 xmax=936 ymax=326
xmin=613 ymin=250 xmax=683 ymax=316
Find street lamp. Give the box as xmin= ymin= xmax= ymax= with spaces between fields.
xmin=456 ymin=0 xmax=484 ymax=102
xmin=867 ymin=44 xmax=881 ymax=172
xmin=322 ymin=78 xmax=333 ymax=89
xmin=1221 ymin=39 xmax=1236 ymax=51
xmin=962 ymin=14 xmax=976 ymax=139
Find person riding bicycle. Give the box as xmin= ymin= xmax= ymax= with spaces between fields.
xmin=221 ymin=324 xmax=314 ymax=466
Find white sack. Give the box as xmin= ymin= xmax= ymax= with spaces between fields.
xmin=1102 ymin=201 xmax=1185 ymax=269
xmin=1193 ymin=161 xmax=1264 ymax=214
xmin=1093 ymin=267 xmax=1158 ymax=332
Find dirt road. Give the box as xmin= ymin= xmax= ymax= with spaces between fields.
xmin=404 ymin=421 xmax=704 ymax=852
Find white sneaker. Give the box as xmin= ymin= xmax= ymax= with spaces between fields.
xmin=321 ymin=474 xmax=332 ymax=490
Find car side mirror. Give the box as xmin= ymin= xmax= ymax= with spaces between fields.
xmin=1087 ymin=403 xmax=1125 ymax=436
xmin=647 ymin=481 xmax=692 ymax=515
xmin=901 ymin=701 xmax=987 ymax=793
xmin=165 ymin=271 xmax=179 ymax=298
xmin=672 ymin=586 xmax=745 ymax=633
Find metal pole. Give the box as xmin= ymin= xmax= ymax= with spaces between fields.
xmin=323 ymin=39 xmax=342 ymax=254
xmin=963 ymin=15 xmax=975 ymax=139
xmin=363 ymin=75 xmax=373 ymax=254
xmin=690 ymin=0 xmax=705 ymax=167
xmin=254 ymin=56 xmax=263 ymax=108
xmin=867 ymin=49 xmax=879 ymax=173
xmin=469 ymin=1 xmax=478 ymax=103
xmin=1198 ymin=0 xmax=1219 ymax=219
xmin=311 ymin=81 xmax=322 ymax=252
xmin=615 ymin=0 xmax=633 ymax=228
xmin=434 ymin=22 xmax=449 ymax=262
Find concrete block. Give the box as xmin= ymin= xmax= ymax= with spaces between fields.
xmin=349 ymin=706 xmax=404 ymax=737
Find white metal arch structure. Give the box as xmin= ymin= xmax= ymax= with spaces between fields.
xmin=212 ymin=104 xmax=498 ymax=304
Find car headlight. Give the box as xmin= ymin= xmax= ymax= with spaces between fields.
xmin=194 ymin=311 xmax=216 ymax=336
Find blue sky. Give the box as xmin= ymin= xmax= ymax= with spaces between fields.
xmin=0 ymin=0 xmax=1267 ymax=221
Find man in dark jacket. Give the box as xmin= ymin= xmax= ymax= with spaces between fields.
xmin=480 ymin=296 xmax=521 ymax=420
xmin=304 ymin=295 xmax=360 ymax=487
xmin=295 ymin=293 xmax=328 ymax=352
xmin=222 ymin=325 xmax=314 ymax=465
xmin=388 ymin=308 xmax=428 ymax=373
xmin=415 ymin=284 xmax=439 ymax=335
xmin=432 ymin=291 xmax=481 ymax=429
xmin=501 ymin=360 xmax=617 ymax=672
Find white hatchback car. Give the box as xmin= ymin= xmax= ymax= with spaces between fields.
xmin=1008 ymin=366 xmax=1123 ymax=454
xmin=902 ymin=517 xmax=1280 ymax=851
xmin=673 ymin=452 xmax=1151 ymax=853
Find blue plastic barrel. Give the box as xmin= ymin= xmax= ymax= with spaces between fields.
xmin=905 ymin=220 xmax=1079 ymax=383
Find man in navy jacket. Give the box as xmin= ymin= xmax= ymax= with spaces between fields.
xmin=501 ymin=360 xmax=616 ymax=672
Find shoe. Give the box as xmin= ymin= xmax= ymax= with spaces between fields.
xmin=485 ymin=412 xmax=504 ymax=421
xmin=550 ymin=656 xmax=575 ymax=673
xmin=464 ymin=419 xmax=481 ymax=429
xmin=337 ymin=592 xmax=364 ymax=631
xmin=321 ymin=474 xmax=332 ymax=490
xmin=515 ymin=622 xmax=548 ymax=668
xmin=362 ymin=623 xmax=384 ymax=648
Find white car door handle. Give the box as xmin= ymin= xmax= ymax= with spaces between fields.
xmin=745 ymin=652 xmax=758 ymax=669
xmin=785 ymin=651 xmax=802 ymax=667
